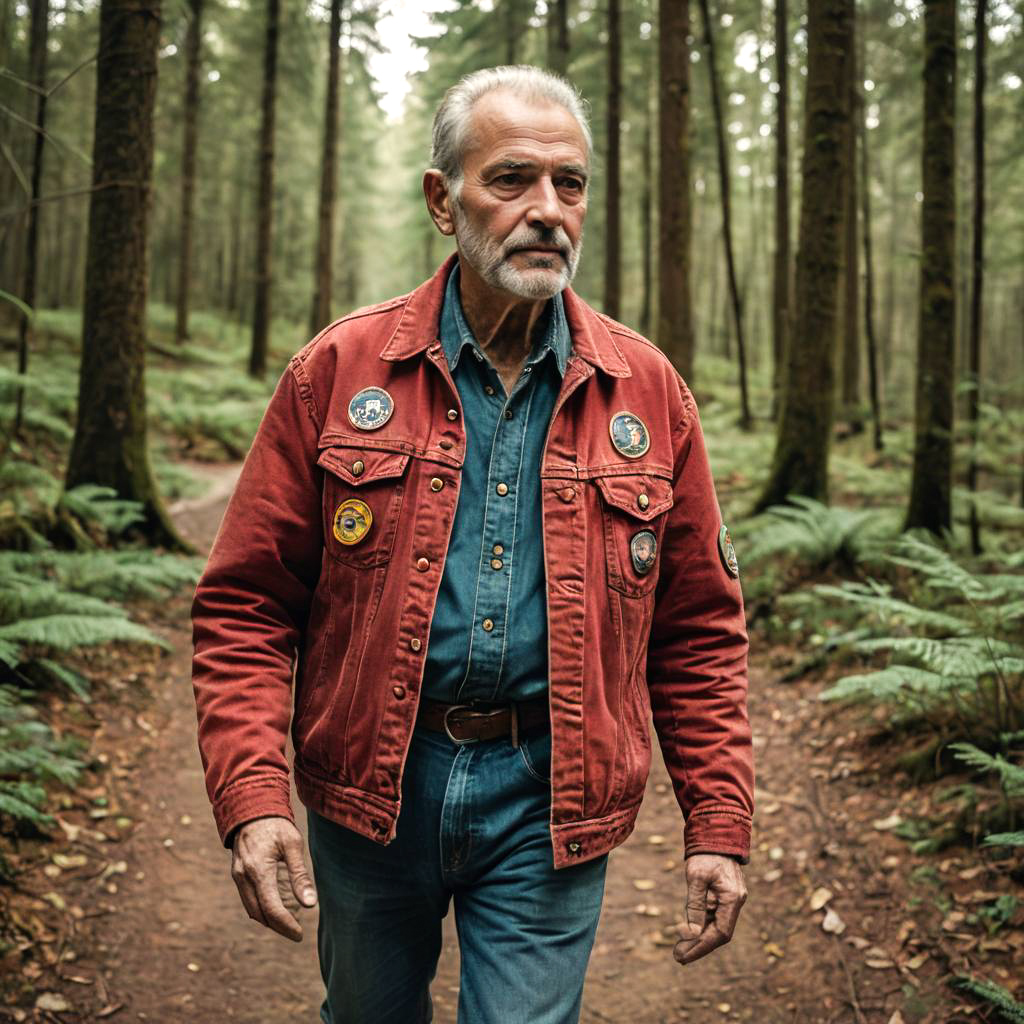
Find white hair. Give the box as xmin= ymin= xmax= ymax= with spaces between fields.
xmin=430 ymin=64 xmax=593 ymax=200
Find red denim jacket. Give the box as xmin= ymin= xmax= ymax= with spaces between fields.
xmin=191 ymin=253 xmax=755 ymax=869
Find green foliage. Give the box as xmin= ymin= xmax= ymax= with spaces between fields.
xmin=58 ymin=484 xmax=147 ymax=537
xmin=949 ymin=740 xmax=1024 ymax=850
xmin=953 ymin=975 xmax=1024 ymax=1023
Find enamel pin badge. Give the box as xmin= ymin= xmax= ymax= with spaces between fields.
xmin=609 ymin=410 xmax=650 ymax=459
xmin=718 ymin=524 xmax=739 ymax=578
xmin=630 ymin=529 xmax=658 ymax=575
xmin=348 ymin=387 xmax=394 ymax=431
xmin=333 ymin=498 xmax=373 ymax=545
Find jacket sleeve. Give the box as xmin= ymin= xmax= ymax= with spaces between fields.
xmin=645 ymin=382 xmax=755 ymax=864
xmin=190 ymin=355 xmax=324 ymax=849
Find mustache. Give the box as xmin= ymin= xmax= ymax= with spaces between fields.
xmin=502 ymin=229 xmax=574 ymax=259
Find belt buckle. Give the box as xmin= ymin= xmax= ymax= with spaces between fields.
xmin=442 ymin=703 xmax=502 ymax=745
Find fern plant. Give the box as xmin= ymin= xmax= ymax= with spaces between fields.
xmin=949 ymin=741 xmax=1024 ymax=848
xmin=953 ymin=975 xmax=1024 ymax=1023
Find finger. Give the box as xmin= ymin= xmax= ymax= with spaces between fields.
xmin=685 ymin=872 xmax=712 ymax=933
xmin=674 ymin=922 xmax=728 ymax=965
xmin=232 ymin=865 xmax=268 ymax=927
xmin=714 ymin=888 xmax=746 ymax=940
xmin=281 ymin=833 xmax=318 ymax=907
xmin=251 ymin=857 xmax=303 ymax=942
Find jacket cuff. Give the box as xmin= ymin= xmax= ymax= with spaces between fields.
xmin=213 ymin=774 xmax=295 ymax=849
xmin=684 ymin=810 xmax=752 ymax=865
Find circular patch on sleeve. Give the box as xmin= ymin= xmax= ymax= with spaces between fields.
xmin=718 ymin=524 xmax=739 ymax=578
xmin=630 ymin=529 xmax=658 ymax=574
xmin=609 ymin=410 xmax=650 ymax=458
xmin=332 ymin=498 xmax=373 ymax=545
xmin=347 ymin=387 xmax=394 ymax=430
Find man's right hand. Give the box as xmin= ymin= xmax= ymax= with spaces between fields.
xmin=230 ymin=815 xmax=318 ymax=942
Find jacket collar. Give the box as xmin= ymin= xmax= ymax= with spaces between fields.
xmin=379 ymin=251 xmax=631 ymax=379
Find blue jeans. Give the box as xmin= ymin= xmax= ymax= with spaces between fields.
xmin=305 ymin=722 xmax=609 ymax=1023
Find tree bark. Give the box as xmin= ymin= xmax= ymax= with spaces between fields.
xmin=698 ymin=0 xmax=751 ymax=429
xmin=309 ymin=0 xmax=343 ymax=336
xmin=13 ymin=0 xmax=48 ymax=435
xmin=905 ymin=0 xmax=957 ymax=535
xmin=967 ymin=0 xmax=985 ymax=553
xmin=840 ymin=4 xmax=861 ymax=423
xmin=249 ymin=0 xmax=279 ymax=379
xmin=547 ymin=0 xmax=569 ymax=76
xmin=174 ymin=0 xmax=202 ymax=344
xmin=65 ymin=0 xmax=189 ymax=551
xmin=604 ymin=0 xmax=621 ymax=320
xmin=639 ymin=60 xmax=653 ymax=339
xmin=754 ymin=0 xmax=853 ymax=512
xmin=657 ymin=0 xmax=694 ymax=382
xmin=771 ymin=0 xmax=790 ymax=421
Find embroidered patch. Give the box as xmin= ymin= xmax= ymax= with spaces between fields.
xmin=347 ymin=387 xmax=394 ymax=431
xmin=608 ymin=410 xmax=650 ymax=459
xmin=718 ymin=524 xmax=739 ymax=578
xmin=630 ymin=529 xmax=658 ymax=575
xmin=332 ymin=498 xmax=373 ymax=545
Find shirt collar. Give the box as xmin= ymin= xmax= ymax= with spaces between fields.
xmin=439 ymin=259 xmax=571 ymax=378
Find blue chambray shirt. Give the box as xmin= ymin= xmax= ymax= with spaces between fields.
xmin=422 ymin=259 xmax=571 ymax=704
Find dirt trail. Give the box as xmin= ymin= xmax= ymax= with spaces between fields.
xmin=34 ymin=462 xmax=981 ymax=1023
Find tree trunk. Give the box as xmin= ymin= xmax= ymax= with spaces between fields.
xmin=905 ymin=0 xmax=957 ymax=536
xmin=639 ymin=61 xmax=653 ymax=339
xmin=658 ymin=0 xmax=694 ymax=382
xmin=309 ymin=0 xmax=343 ymax=336
xmin=505 ymin=0 xmax=521 ymax=64
xmin=840 ymin=5 xmax=861 ymax=425
xmin=753 ymin=0 xmax=853 ymax=512
xmin=698 ymin=0 xmax=752 ymax=429
xmin=547 ymin=0 xmax=569 ymax=76
xmin=771 ymin=0 xmax=790 ymax=421
xmin=249 ymin=0 xmax=279 ymax=379
xmin=65 ymin=0 xmax=188 ymax=551
xmin=858 ymin=17 xmax=883 ymax=453
xmin=13 ymin=0 xmax=47 ymax=435
xmin=174 ymin=0 xmax=202 ymax=344
xmin=604 ymin=0 xmax=620 ymax=320
xmin=967 ymin=0 xmax=985 ymax=553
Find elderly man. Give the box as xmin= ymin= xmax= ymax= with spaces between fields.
xmin=191 ymin=65 xmax=754 ymax=1024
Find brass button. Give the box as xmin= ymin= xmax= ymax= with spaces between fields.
xmin=568 ymin=841 xmax=581 ymax=853
xmin=438 ymin=439 xmax=454 ymax=450
xmin=492 ymin=544 xmax=504 ymax=555
xmin=496 ymin=482 xmax=509 ymax=496
xmin=352 ymin=460 xmax=364 ymax=476
xmin=392 ymin=685 xmax=406 ymax=699
xmin=482 ymin=618 xmax=494 ymax=632
xmin=484 ymin=385 xmax=495 ymax=395
xmin=557 ymin=486 xmax=575 ymax=502
xmin=447 ymin=409 xmax=458 ymax=421
xmin=409 ymin=638 xmax=422 ymax=652
xmin=490 ymin=558 xmax=503 ymax=570
xmin=430 ymin=477 xmax=444 ymax=491
xmin=416 ymin=557 xmax=430 ymax=572
xmin=637 ymin=493 xmax=650 ymax=510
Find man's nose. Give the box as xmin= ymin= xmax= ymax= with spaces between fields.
xmin=525 ymin=177 xmax=563 ymax=230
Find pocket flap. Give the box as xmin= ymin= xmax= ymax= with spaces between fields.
xmin=316 ymin=446 xmax=410 ymax=485
xmin=593 ymin=474 xmax=674 ymax=520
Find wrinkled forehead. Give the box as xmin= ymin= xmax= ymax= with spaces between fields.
xmin=461 ymin=89 xmax=590 ymax=175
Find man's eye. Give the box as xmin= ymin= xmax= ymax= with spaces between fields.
xmin=560 ymin=179 xmax=584 ymax=192
xmin=496 ymin=173 xmax=522 ymax=185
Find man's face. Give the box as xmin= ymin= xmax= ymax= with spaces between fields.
xmin=448 ymin=90 xmax=589 ymax=300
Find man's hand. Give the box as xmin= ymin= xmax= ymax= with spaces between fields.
xmin=230 ymin=815 xmax=318 ymax=942
xmin=673 ymin=853 xmax=747 ymax=965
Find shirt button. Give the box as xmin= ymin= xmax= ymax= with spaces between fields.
xmin=484 ymin=385 xmax=495 ymax=395
xmin=438 ymin=439 xmax=454 ymax=450
xmin=392 ymin=685 xmax=406 ymax=699
xmin=482 ymin=618 xmax=494 ymax=632
xmin=352 ymin=460 xmax=364 ymax=476
xmin=496 ymin=482 xmax=509 ymax=496
xmin=493 ymin=544 xmax=504 ymax=555
xmin=416 ymin=557 xmax=430 ymax=572
xmin=409 ymin=638 xmax=422 ymax=651
xmin=430 ymin=477 xmax=444 ymax=491
xmin=504 ymin=409 xmax=513 ymax=420
xmin=637 ymin=493 xmax=650 ymax=510
xmin=446 ymin=409 xmax=458 ymax=420
xmin=490 ymin=558 xmax=503 ymax=570
xmin=568 ymin=841 xmax=581 ymax=853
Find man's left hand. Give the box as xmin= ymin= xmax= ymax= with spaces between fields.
xmin=673 ymin=853 xmax=747 ymax=965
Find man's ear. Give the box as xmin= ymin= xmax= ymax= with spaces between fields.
xmin=423 ymin=170 xmax=456 ymax=237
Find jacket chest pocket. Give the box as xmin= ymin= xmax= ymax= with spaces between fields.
xmin=317 ymin=444 xmax=410 ymax=568
xmin=591 ymin=471 xmax=674 ymax=598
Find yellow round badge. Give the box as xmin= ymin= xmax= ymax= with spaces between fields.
xmin=332 ymin=498 xmax=372 ymax=545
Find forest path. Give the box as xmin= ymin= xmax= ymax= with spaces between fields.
xmin=88 ymin=461 xmax=943 ymax=1024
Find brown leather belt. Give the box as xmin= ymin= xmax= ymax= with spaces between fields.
xmin=416 ymin=696 xmax=549 ymax=748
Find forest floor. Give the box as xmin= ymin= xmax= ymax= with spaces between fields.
xmin=1 ymin=459 xmax=1021 ymax=1024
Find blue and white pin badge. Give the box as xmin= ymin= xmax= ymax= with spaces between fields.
xmin=630 ymin=529 xmax=658 ymax=575
xmin=348 ymin=387 xmax=394 ymax=431
xmin=609 ymin=410 xmax=650 ymax=459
